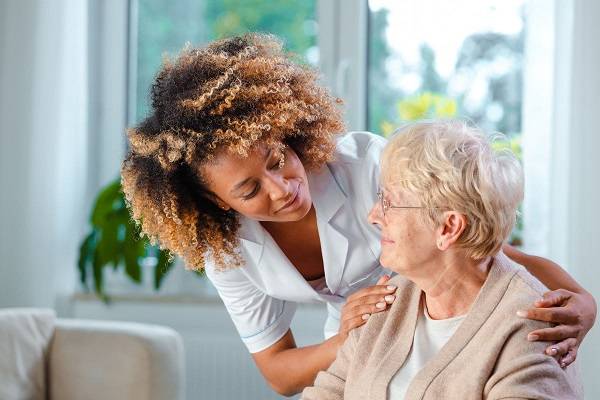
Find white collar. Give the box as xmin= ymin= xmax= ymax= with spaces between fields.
xmin=237 ymin=163 xmax=350 ymax=299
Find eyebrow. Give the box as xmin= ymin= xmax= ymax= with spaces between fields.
xmin=230 ymin=148 xmax=272 ymax=194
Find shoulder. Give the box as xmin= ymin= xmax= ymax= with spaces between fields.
xmin=487 ymin=257 xmax=554 ymax=356
xmin=204 ymin=257 xmax=250 ymax=287
xmin=326 ymin=132 xmax=387 ymax=201
xmin=500 ymin=257 xmax=549 ymax=318
xmin=333 ymin=131 xmax=388 ymax=164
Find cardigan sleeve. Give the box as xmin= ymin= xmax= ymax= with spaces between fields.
xmin=485 ymin=353 xmax=582 ymax=400
xmin=301 ymin=329 xmax=359 ymax=400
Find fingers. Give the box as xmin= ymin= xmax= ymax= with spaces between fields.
xmin=376 ymin=274 xmax=391 ymax=286
xmin=517 ymin=306 xmax=579 ymax=325
xmin=559 ymin=344 xmax=578 ymax=368
xmin=347 ymin=282 xmax=397 ymax=303
xmin=339 ymin=276 xmax=397 ymax=336
xmin=342 ymin=295 xmax=396 ymax=323
xmin=533 ymin=289 xmax=572 ymax=308
xmin=546 ymin=337 xmax=577 ymax=356
xmin=527 ymin=325 xmax=580 ymax=342
xmin=339 ymin=314 xmax=369 ymax=334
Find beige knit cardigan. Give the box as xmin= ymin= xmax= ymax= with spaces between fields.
xmin=302 ymin=253 xmax=582 ymax=400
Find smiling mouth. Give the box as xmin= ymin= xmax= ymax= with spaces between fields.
xmin=276 ymin=184 xmax=300 ymax=213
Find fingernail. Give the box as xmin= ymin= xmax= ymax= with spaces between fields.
xmin=384 ymin=295 xmax=395 ymax=303
xmin=387 ymin=285 xmax=397 ymax=291
xmin=561 ymin=362 xmax=566 ymax=368
xmin=548 ymin=347 xmax=558 ymax=355
xmin=516 ymin=310 xmax=527 ymax=318
xmin=362 ymin=313 xmax=370 ymax=320
xmin=527 ymin=334 xmax=539 ymax=341
xmin=376 ymin=302 xmax=386 ymax=309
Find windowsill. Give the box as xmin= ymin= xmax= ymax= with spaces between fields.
xmin=71 ymin=291 xmax=223 ymax=305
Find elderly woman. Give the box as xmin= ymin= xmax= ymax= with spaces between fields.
xmin=302 ymin=120 xmax=582 ymax=399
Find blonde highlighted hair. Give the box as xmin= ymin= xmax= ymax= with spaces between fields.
xmin=381 ymin=120 xmax=523 ymax=259
xmin=121 ymin=33 xmax=344 ymax=271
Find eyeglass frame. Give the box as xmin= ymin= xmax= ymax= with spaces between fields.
xmin=376 ymin=188 xmax=444 ymax=218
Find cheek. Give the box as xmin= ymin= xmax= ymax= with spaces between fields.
xmin=236 ymin=199 xmax=271 ymax=216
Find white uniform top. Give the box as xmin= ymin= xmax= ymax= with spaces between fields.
xmin=388 ymin=302 xmax=466 ymax=399
xmin=205 ymin=131 xmax=389 ymax=353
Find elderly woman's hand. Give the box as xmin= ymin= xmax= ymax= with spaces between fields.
xmin=518 ymin=288 xmax=597 ymax=368
xmin=337 ymin=275 xmax=397 ymax=341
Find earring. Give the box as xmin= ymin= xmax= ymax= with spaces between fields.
xmin=437 ymin=239 xmax=443 ymax=248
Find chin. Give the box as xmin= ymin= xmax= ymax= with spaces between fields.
xmin=379 ymin=254 xmax=403 ymax=273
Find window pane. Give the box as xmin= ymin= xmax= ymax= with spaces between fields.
xmin=368 ymin=0 xmax=527 ymax=244
xmin=368 ymin=0 xmax=526 ymax=137
xmin=135 ymin=0 xmax=318 ymax=122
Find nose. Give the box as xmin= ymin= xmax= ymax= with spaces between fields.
xmin=264 ymin=172 xmax=290 ymax=201
xmin=368 ymin=201 xmax=384 ymax=226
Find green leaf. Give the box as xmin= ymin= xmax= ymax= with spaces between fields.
xmin=77 ymin=231 xmax=96 ymax=290
xmin=154 ymin=249 xmax=174 ymax=290
xmin=96 ymin=215 xmax=121 ymax=269
xmin=92 ymin=251 xmax=104 ymax=298
xmin=123 ymin=224 xmax=144 ymax=283
xmin=91 ymin=179 xmax=123 ymax=226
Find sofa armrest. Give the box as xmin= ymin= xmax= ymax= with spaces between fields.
xmin=48 ymin=319 xmax=185 ymax=400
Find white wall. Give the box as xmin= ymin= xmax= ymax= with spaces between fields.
xmin=524 ymin=0 xmax=600 ymax=397
xmin=553 ymin=0 xmax=600 ymax=396
xmin=0 ymin=0 xmax=89 ymax=310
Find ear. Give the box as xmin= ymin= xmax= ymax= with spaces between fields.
xmin=203 ymin=191 xmax=231 ymax=211
xmin=436 ymin=211 xmax=467 ymax=251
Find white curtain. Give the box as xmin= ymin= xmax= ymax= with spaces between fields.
xmin=0 ymin=0 xmax=89 ymax=309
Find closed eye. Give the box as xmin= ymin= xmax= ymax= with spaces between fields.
xmin=242 ymin=184 xmax=260 ymax=200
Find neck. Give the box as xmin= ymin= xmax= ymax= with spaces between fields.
xmin=260 ymin=205 xmax=316 ymax=237
xmin=409 ymin=252 xmax=492 ymax=320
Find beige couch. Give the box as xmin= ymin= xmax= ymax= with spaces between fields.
xmin=0 ymin=308 xmax=185 ymax=400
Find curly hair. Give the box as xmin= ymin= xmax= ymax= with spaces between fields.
xmin=121 ymin=33 xmax=345 ymax=271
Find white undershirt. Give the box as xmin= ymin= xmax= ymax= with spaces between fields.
xmin=387 ymin=300 xmax=466 ymax=399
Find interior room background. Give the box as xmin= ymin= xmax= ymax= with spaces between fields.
xmin=1 ymin=0 xmax=598 ymax=398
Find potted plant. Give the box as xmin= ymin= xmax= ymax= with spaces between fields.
xmin=77 ymin=178 xmax=179 ymax=301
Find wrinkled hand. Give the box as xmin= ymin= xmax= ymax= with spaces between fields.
xmin=519 ymin=288 xmax=597 ymax=368
xmin=338 ymin=275 xmax=397 ymax=341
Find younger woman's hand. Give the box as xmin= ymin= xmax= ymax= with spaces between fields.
xmin=338 ymin=275 xmax=397 ymax=341
xmin=518 ymin=288 xmax=597 ymax=368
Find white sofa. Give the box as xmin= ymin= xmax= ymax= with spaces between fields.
xmin=0 ymin=308 xmax=185 ymax=400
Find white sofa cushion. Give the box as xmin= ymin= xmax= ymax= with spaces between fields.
xmin=0 ymin=308 xmax=56 ymax=400
xmin=49 ymin=319 xmax=185 ymax=400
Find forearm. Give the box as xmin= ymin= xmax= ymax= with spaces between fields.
xmin=254 ymin=333 xmax=343 ymax=396
xmin=503 ymin=244 xmax=585 ymax=293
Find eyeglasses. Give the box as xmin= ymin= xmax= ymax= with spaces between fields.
xmin=376 ymin=189 xmax=442 ymax=218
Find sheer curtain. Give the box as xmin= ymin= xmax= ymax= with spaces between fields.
xmin=0 ymin=0 xmax=89 ymax=310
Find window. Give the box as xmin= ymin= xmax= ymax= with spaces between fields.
xmin=367 ymin=0 xmax=527 ymax=244
xmin=133 ymin=0 xmax=318 ymax=123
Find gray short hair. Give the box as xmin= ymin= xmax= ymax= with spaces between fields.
xmin=381 ymin=120 xmax=524 ymax=259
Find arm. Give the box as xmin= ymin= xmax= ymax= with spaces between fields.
xmin=485 ymin=353 xmax=581 ymax=400
xmin=253 ymin=275 xmax=396 ymax=396
xmin=252 ymin=330 xmax=344 ymax=396
xmin=503 ymin=244 xmax=597 ymax=367
xmin=503 ymin=244 xmax=584 ymax=293
xmin=300 ymin=328 xmax=358 ymax=400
